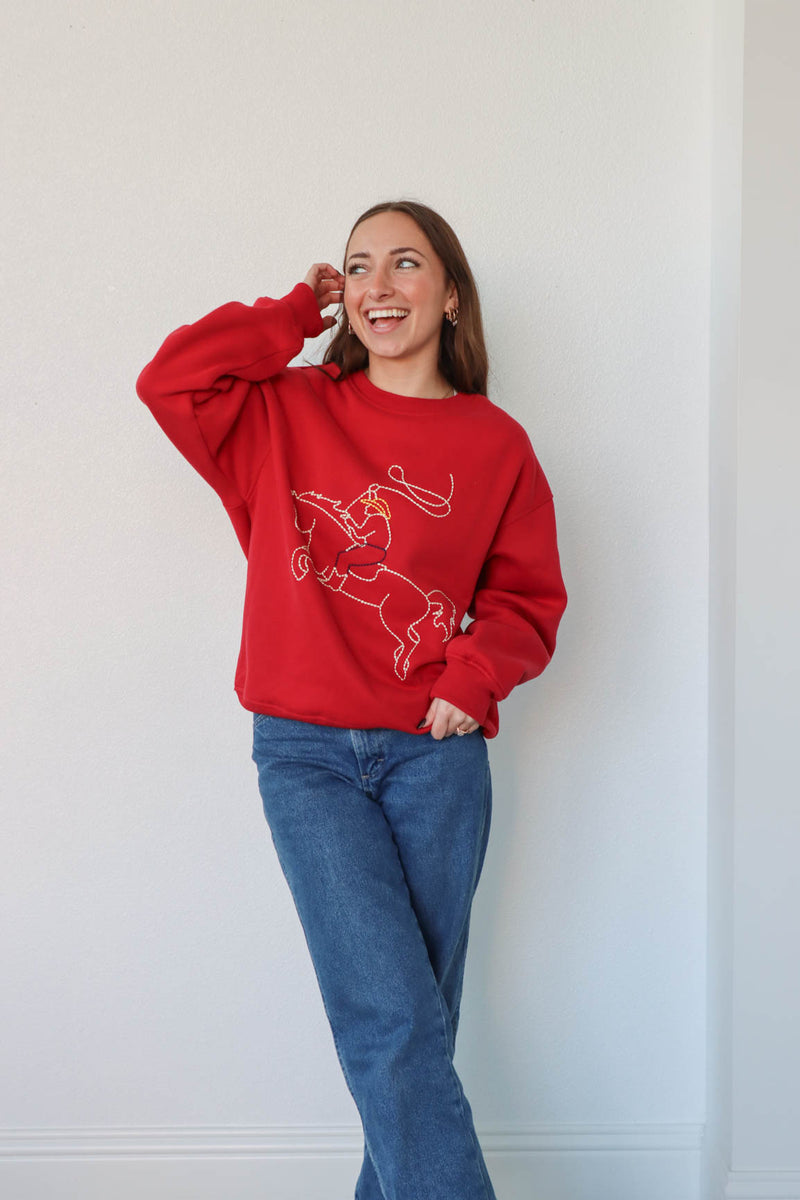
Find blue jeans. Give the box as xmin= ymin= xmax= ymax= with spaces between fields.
xmin=252 ymin=714 xmax=497 ymax=1200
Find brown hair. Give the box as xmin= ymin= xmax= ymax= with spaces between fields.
xmin=322 ymin=200 xmax=489 ymax=396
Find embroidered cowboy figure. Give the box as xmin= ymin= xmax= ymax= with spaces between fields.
xmin=290 ymin=466 xmax=457 ymax=680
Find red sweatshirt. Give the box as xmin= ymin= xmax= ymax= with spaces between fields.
xmin=136 ymin=283 xmax=567 ymax=738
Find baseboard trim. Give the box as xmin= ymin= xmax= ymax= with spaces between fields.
xmin=0 ymin=1121 xmax=703 ymax=1161
xmin=724 ymin=1171 xmax=800 ymax=1200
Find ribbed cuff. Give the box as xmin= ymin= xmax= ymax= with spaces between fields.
xmin=428 ymin=659 xmax=493 ymax=727
xmin=280 ymin=282 xmax=325 ymax=339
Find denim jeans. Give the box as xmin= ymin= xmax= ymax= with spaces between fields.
xmin=252 ymin=713 xmax=497 ymax=1200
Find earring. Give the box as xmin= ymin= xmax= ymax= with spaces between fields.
xmin=348 ymin=320 xmax=353 ymax=334
xmin=445 ymin=308 xmax=459 ymax=328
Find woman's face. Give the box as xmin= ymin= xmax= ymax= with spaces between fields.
xmin=343 ymin=211 xmax=457 ymax=372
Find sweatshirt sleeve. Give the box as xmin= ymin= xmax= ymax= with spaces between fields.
xmin=136 ymin=283 xmax=324 ymax=526
xmin=431 ymin=445 xmax=568 ymax=739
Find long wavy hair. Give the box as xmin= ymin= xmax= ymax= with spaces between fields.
xmin=323 ymin=200 xmax=489 ymax=396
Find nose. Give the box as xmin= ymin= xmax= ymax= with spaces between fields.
xmin=368 ymin=261 xmax=393 ymax=299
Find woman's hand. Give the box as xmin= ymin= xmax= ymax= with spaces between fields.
xmin=303 ymin=262 xmax=345 ymax=330
xmin=420 ymin=697 xmax=480 ymax=741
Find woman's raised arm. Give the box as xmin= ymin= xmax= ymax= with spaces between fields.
xmin=136 ymin=272 xmax=339 ymax=524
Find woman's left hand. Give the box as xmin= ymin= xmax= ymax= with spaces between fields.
xmin=420 ymin=697 xmax=480 ymax=741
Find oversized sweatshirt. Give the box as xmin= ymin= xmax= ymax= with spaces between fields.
xmin=136 ymin=283 xmax=567 ymax=738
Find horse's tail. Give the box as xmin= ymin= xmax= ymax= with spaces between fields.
xmin=290 ymin=544 xmax=311 ymax=580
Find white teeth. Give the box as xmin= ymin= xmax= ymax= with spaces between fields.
xmin=366 ymin=308 xmax=409 ymax=320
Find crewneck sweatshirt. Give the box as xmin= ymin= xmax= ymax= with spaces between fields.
xmin=136 ymin=283 xmax=567 ymax=738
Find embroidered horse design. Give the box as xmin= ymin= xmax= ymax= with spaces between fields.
xmin=290 ymin=466 xmax=457 ymax=680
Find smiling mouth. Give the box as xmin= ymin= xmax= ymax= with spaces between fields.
xmin=365 ymin=307 xmax=409 ymax=326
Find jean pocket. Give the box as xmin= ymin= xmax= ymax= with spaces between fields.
xmin=253 ymin=712 xmax=273 ymax=730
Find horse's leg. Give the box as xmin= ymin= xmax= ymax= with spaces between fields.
xmin=376 ymin=577 xmax=429 ymax=681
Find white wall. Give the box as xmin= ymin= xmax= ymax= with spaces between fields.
xmin=733 ymin=0 xmax=800 ymax=1176
xmin=705 ymin=5 xmax=800 ymax=1198
xmin=705 ymin=0 xmax=743 ymax=1194
xmin=2 ymin=3 xmax=713 ymax=1198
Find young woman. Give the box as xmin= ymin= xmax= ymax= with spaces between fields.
xmin=137 ymin=200 xmax=567 ymax=1200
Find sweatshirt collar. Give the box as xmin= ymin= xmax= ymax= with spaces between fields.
xmin=348 ymin=369 xmax=463 ymax=415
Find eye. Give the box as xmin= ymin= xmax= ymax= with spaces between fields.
xmin=397 ymin=257 xmax=419 ymax=269
xmin=346 ymin=263 xmax=367 ymax=275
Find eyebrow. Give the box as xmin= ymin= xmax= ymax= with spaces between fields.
xmin=346 ymin=246 xmax=429 ymax=263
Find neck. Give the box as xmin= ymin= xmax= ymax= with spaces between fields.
xmin=365 ymin=356 xmax=452 ymax=400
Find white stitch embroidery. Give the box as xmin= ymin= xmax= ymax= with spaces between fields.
xmin=290 ymin=467 xmax=457 ymax=680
